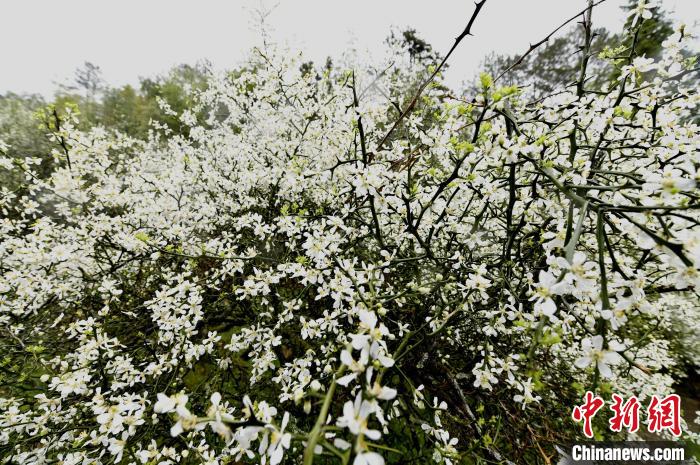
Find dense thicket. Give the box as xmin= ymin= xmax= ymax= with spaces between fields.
xmin=1 ymin=1 xmax=699 ymax=464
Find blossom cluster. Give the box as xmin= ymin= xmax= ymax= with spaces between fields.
xmin=1 ymin=3 xmax=699 ymax=464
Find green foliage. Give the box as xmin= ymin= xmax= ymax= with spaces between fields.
xmin=140 ymin=64 xmax=209 ymax=134
xmin=386 ymin=28 xmax=441 ymax=65
xmin=622 ymin=0 xmax=674 ymax=59
xmin=478 ymin=1 xmax=684 ymax=98
xmin=100 ymin=85 xmax=154 ymax=137
xmin=0 ymin=93 xmax=53 ymax=188
xmin=49 ymin=63 xmax=209 ymax=136
xmin=479 ymin=27 xmax=616 ymax=98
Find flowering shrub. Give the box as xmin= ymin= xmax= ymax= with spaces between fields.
xmin=1 ymin=2 xmax=699 ymax=464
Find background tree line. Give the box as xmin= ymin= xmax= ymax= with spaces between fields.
xmin=0 ymin=1 xmax=680 ymax=142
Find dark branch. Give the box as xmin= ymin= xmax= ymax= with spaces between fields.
xmin=495 ymin=0 xmax=609 ymax=83
xmin=376 ymin=0 xmax=487 ymax=151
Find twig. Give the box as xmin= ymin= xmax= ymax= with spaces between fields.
xmin=376 ymin=0 xmax=487 ymax=151
xmin=495 ymin=0 xmax=609 ymax=83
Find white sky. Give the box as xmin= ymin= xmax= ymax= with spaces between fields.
xmin=1 ymin=0 xmax=698 ymax=97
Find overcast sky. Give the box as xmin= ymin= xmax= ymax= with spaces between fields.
xmin=1 ymin=0 xmax=698 ymax=97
